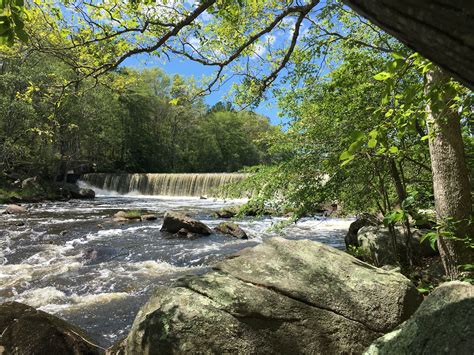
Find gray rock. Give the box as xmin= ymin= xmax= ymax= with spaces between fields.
xmin=141 ymin=214 xmax=157 ymax=221
xmin=57 ymin=183 xmax=95 ymax=199
xmin=357 ymin=226 xmax=437 ymax=267
xmin=345 ymin=214 xmax=379 ymax=248
xmin=214 ymin=222 xmax=248 ymax=239
xmin=21 ymin=176 xmax=40 ymax=189
xmin=161 ymin=211 xmax=212 ymax=235
xmin=114 ymin=238 xmax=421 ymax=354
xmin=0 ymin=301 xmax=102 ymax=354
xmin=365 ymin=281 xmax=474 ymax=355
xmin=4 ymin=204 xmax=27 ymax=214
xmin=215 ymin=207 xmax=237 ymax=219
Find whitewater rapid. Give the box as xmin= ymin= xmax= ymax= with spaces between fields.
xmin=0 ymin=194 xmax=352 ymax=347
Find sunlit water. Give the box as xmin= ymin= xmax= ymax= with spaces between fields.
xmin=0 ymin=191 xmax=352 ymax=347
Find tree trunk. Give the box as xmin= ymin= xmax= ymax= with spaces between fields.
xmin=425 ymin=67 xmax=473 ymax=279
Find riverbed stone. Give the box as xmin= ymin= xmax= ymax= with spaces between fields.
xmin=161 ymin=211 xmax=212 ymax=235
xmin=214 ymin=222 xmax=248 ymax=239
xmin=357 ymin=226 xmax=437 ymax=267
xmin=115 ymin=238 xmax=421 ymax=354
xmin=0 ymin=301 xmax=102 ymax=354
xmin=365 ymin=281 xmax=474 ymax=354
xmin=3 ymin=204 xmax=27 ymax=214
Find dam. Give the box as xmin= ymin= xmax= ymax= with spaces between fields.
xmin=81 ymin=173 xmax=248 ymax=197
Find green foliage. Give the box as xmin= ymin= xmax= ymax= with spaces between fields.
xmin=0 ymin=0 xmax=29 ymax=46
xmin=0 ymin=49 xmax=275 ymax=179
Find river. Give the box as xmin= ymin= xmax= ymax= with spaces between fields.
xmin=0 ymin=190 xmax=352 ymax=348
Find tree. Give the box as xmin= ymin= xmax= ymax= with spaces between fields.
xmin=425 ymin=67 xmax=473 ymax=278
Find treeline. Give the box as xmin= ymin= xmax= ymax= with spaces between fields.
xmin=0 ymin=52 xmax=276 ymax=180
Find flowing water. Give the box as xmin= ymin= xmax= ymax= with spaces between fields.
xmin=0 ymin=185 xmax=352 ymax=348
xmin=82 ymin=173 xmax=249 ymax=197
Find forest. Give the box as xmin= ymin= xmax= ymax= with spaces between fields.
xmin=0 ymin=0 xmax=473 ymax=354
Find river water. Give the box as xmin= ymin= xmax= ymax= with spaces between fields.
xmin=0 ymin=191 xmax=352 ymax=348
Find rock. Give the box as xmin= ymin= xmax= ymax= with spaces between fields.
xmin=21 ymin=176 xmax=40 ymax=189
xmin=171 ymin=228 xmax=201 ymax=239
xmin=215 ymin=208 xmax=237 ymax=219
xmin=4 ymin=204 xmax=27 ymax=214
xmin=345 ymin=214 xmax=379 ymax=248
xmin=357 ymin=226 xmax=438 ymax=267
xmin=365 ymin=281 xmax=474 ymax=354
xmin=141 ymin=214 xmax=157 ymax=221
xmin=82 ymin=247 xmax=125 ymax=265
xmin=0 ymin=301 xmax=102 ymax=354
xmin=57 ymin=183 xmax=95 ymax=199
xmin=115 ymin=238 xmax=421 ymax=354
xmin=214 ymin=222 xmax=248 ymax=239
xmin=199 ymin=195 xmax=207 ymax=200
xmin=113 ymin=211 xmax=141 ymax=222
xmin=161 ymin=211 xmax=212 ymax=235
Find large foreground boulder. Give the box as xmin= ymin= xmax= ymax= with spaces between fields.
xmin=365 ymin=281 xmax=473 ymax=354
xmin=161 ymin=211 xmax=212 ymax=235
xmin=357 ymin=226 xmax=437 ymax=267
xmin=114 ymin=238 xmax=421 ymax=354
xmin=0 ymin=301 xmax=102 ymax=354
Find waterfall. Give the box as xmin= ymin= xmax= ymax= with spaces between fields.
xmin=81 ymin=173 xmax=248 ymax=197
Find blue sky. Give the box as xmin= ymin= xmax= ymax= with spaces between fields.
xmin=122 ymin=53 xmax=285 ymax=126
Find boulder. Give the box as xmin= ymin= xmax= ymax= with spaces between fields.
xmin=345 ymin=214 xmax=379 ymax=248
xmin=114 ymin=238 xmax=421 ymax=354
xmin=161 ymin=211 xmax=212 ymax=235
xmin=113 ymin=211 xmax=141 ymax=222
xmin=365 ymin=281 xmax=474 ymax=354
xmin=215 ymin=208 xmax=237 ymax=219
xmin=141 ymin=214 xmax=157 ymax=221
xmin=357 ymin=226 xmax=437 ymax=267
xmin=57 ymin=183 xmax=95 ymax=199
xmin=4 ymin=204 xmax=27 ymax=214
xmin=21 ymin=176 xmax=40 ymax=189
xmin=0 ymin=301 xmax=102 ymax=354
xmin=214 ymin=222 xmax=248 ymax=239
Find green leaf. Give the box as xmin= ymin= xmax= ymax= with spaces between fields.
xmin=373 ymin=72 xmax=392 ymax=81
xmin=367 ymin=138 xmax=377 ymax=148
xmin=339 ymin=150 xmax=353 ymax=161
xmin=388 ymin=146 xmax=399 ymax=154
xmin=385 ymin=108 xmax=394 ymax=117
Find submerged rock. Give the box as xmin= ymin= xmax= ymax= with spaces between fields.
xmin=114 ymin=238 xmax=421 ymax=354
xmin=365 ymin=281 xmax=474 ymax=354
xmin=113 ymin=211 xmax=141 ymax=222
xmin=161 ymin=211 xmax=212 ymax=235
xmin=140 ymin=214 xmax=157 ymax=221
xmin=0 ymin=301 xmax=102 ymax=354
xmin=3 ymin=204 xmax=27 ymax=214
xmin=214 ymin=222 xmax=248 ymax=239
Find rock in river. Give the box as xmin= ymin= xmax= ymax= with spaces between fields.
xmin=0 ymin=301 xmax=102 ymax=354
xmin=3 ymin=204 xmax=27 ymax=214
xmin=161 ymin=211 xmax=212 ymax=235
xmin=214 ymin=222 xmax=248 ymax=239
xmin=113 ymin=238 xmax=421 ymax=354
xmin=365 ymin=281 xmax=474 ymax=354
